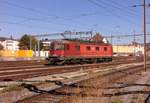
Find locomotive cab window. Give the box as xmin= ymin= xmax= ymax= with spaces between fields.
xmin=96 ymin=47 xmax=99 ymax=51
xmin=86 ymin=46 xmax=91 ymax=51
xmin=50 ymin=42 xmax=64 ymax=50
xmin=104 ymin=47 xmax=107 ymax=51
xmin=55 ymin=43 xmax=64 ymax=50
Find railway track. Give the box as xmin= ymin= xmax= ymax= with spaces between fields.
xmin=0 ymin=60 xmax=45 ymax=68
xmin=0 ymin=56 xmax=135 ymax=67
xmin=16 ymin=61 xmax=150 ymax=103
xmin=0 ymin=62 xmax=121 ymax=81
xmin=0 ymin=58 xmax=141 ymax=81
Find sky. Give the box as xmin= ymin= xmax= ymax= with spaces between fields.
xmin=0 ymin=0 xmax=150 ymax=44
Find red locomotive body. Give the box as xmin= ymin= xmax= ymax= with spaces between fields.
xmin=47 ymin=39 xmax=113 ymax=65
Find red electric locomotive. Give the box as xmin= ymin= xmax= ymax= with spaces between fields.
xmin=46 ymin=38 xmax=113 ymax=65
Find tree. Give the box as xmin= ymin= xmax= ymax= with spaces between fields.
xmin=92 ymin=33 xmax=109 ymax=43
xmin=92 ymin=33 xmax=104 ymax=43
xmin=39 ymin=41 xmax=43 ymax=51
xmin=0 ymin=44 xmax=4 ymax=50
xmin=19 ymin=34 xmax=43 ymax=50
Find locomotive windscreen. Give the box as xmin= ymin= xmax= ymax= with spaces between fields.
xmin=51 ymin=42 xmax=65 ymax=50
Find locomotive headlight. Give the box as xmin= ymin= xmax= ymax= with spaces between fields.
xmin=53 ymin=54 xmax=58 ymax=56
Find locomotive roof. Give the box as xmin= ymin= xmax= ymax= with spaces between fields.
xmin=52 ymin=39 xmax=111 ymax=46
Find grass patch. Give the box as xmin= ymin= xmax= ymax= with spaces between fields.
xmin=1 ymin=84 xmax=23 ymax=93
xmin=111 ymin=98 xmax=123 ymax=103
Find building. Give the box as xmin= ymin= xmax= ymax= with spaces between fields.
xmin=147 ymin=43 xmax=150 ymax=48
xmin=41 ymin=39 xmax=51 ymax=51
xmin=0 ymin=37 xmax=19 ymax=51
xmin=113 ymin=43 xmax=144 ymax=56
xmin=42 ymin=40 xmax=51 ymax=48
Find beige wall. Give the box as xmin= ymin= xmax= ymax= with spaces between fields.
xmin=113 ymin=45 xmax=144 ymax=54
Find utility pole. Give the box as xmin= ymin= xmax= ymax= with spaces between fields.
xmin=110 ymin=34 xmax=113 ymax=44
xmin=34 ymin=44 xmax=37 ymax=57
xmin=30 ymin=37 xmax=32 ymax=50
xmin=133 ymin=30 xmax=136 ymax=58
xmin=133 ymin=0 xmax=150 ymax=71
xmin=38 ymin=39 xmax=40 ymax=59
xmin=143 ymin=0 xmax=147 ymax=71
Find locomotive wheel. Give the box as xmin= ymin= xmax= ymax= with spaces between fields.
xmin=80 ymin=60 xmax=84 ymax=65
xmin=94 ymin=59 xmax=98 ymax=63
xmin=56 ymin=61 xmax=65 ymax=65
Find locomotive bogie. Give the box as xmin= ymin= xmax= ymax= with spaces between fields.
xmin=46 ymin=56 xmax=112 ymax=65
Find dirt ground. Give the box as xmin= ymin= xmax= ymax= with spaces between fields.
xmin=59 ymin=69 xmax=150 ymax=103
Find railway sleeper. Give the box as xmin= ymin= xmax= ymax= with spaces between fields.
xmin=2 ymin=78 xmax=13 ymax=81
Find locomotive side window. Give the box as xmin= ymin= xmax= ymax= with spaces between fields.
xmin=76 ymin=45 xmax=80 ymax=51
xmin=104 ymin=47 xmax=107 ymax=51
xmin=96 ymin=47 xmax=99 ymax=51
xmin=65 ymin=44 xmax=69 ymax=50
xmin=86 ymin=46 xmax=91 ymax=51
